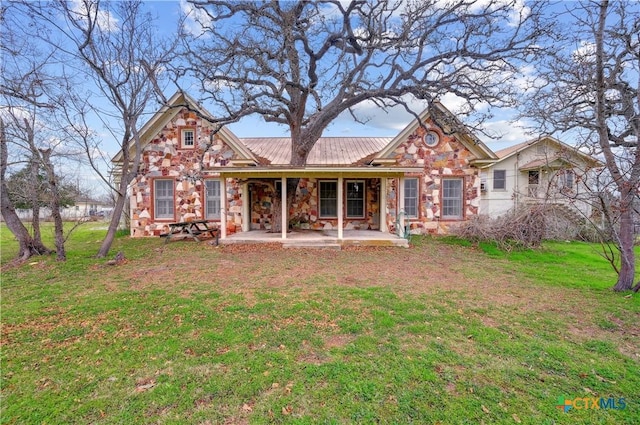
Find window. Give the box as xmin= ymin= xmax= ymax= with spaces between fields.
xmin=404 ymin=178 xmax=419 ymax=218
xmin=346 ymin=180 xmax=365 ymax=218
xmin=205 ymin=179 xmax=221 ymax=219
xmin=181 ymin=128 xmax=195 ymax=148
xmin=154 ymin=179 xmax=174 ymax=219
xmin=559 ymin=170 xmax=574 ymax=190
xmin=528 ymin=170 xmax=540 ymax=185
xmin=442 ymin=178 xmax=463 ymax=219
xmin=319 ymin=181 xmax=337 ymax=218
xmin=493 ymin=169 xmax=506 ymax=190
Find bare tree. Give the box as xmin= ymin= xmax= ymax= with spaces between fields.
xmin=0 ymin=6 xmax=60 ymax=261
xmin=0 ymin=120 xmax=53 ymax=260
xmin=177 ymin=0 xmax=550 ymax=230
xmin=21 ymin=0 xmax=176 ymax=258
xmin=522 ymin=0 xmax=639 ymax=291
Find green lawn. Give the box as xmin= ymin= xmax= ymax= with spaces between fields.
xmin=1 ymin=224 xmax=639 ymax=424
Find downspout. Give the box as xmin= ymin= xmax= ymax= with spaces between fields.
xmin=514 ymin=153 xmax=520 ymax=210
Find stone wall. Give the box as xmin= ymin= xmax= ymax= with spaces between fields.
xmin=129 ymin=108 xmax=241 ymax=237
xmin=385 ymin=123 xmax=482 ymax=235
xmin=128 ymin=108 xmax=482 ymax=238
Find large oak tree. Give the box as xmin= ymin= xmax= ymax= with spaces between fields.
xmin=177 ymin=0 xmax=550 ymax=230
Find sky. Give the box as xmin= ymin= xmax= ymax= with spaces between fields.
xmin=136 ymin=0 xmax=533 ymax=153
xmin=3 ymin=0 xmax=594 ymax=196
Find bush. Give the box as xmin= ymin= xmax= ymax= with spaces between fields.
xmin=454 ymin=204 xmax=589 ymax=251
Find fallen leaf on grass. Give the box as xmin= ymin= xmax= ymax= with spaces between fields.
xmin=242 ymin=403 xmax=253 ymax=412
xmin=281 ymin=405 xmax=293 ymax=415
xmin=135 ymin=382 xmax=155 ymax=392
xmin=512 ymin=413 xmax=521 ymax=423
xmin=482 ymin=405 xmax=490 ymax=414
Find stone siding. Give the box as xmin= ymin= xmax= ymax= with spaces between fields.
xmin=385 ymin=124 xmax=481 ymax=235
xmin=128 ymin=109 xmax=482 ymax=238
xmin=129 ymin=108 xmax=240 ymax=237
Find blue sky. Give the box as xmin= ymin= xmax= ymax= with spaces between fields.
xmin=135 ymin=0 xmax=533 ymax=153
xmin=4 ymin=0 xmax=578 ymax=195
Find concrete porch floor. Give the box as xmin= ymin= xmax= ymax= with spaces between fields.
xmin=222 ymin=229 xmax=409 ymax=249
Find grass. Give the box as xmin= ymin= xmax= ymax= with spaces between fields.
xmin=1 ymin=224 xmax=639 ymax=424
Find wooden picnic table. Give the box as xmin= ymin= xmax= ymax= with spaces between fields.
xmin=161 ymin=220 xmax=219 ymax=245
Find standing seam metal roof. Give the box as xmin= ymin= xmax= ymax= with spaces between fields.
xmin=239 ymin=137 xmax=393 ymax=165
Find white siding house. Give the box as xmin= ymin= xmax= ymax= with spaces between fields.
xmin=478 ymin=136 xmax=602 ymax=220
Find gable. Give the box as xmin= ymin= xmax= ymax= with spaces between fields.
xmin=493 ymin=136 xmax=601 ymax=169
xmin=111 ymin=91 xmax=256 ymax=166
xmin=373 ymin=102 xmax=496 ymax=165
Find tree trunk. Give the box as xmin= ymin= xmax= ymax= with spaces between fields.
xmin=96 ymin=176 xmax=129 ymax=258
xmin=29 ymin=157 xmax=42 ymax=244
xmin=0 ymin=119 xmax=51 ymax=261
xmin=613 ymin=186 xmax=636 ymax=291
xmin=593 ymin=1 xmax=636 ymax=292
xmin=96 ymin=127 xmax=137 ymax=259
xmin=41 ymin=149 xmax=66 ymax=261
xmin=271 ymin=191 xmax=282 ymax=233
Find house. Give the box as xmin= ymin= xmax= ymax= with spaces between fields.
xmin=478 ymin=136 xmax=602 ymax=221
xmin=112 ymin=92 xmax=498 ymax=244
xmin=13 ymin=197 xmax=112 ymax=221
xmin=60 ymin=197 xmax=113 ymax=220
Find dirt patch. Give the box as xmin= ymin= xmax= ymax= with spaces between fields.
xmin=324 ymin=334 xmax=354 ymax=349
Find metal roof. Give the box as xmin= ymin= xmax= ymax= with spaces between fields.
xmin=240 ymin=137 xmax=393 ymax=166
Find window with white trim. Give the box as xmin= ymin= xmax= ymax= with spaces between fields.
xmin=442 ymin=178 xmax=463 ymax=219
xmin=346 ymin=180 xmax=365 ymax=218
xmin=181 ymin=128 xmax=195 ymax=148
xmin=154 ymin=179 xmax=174 ymax=219
xmin=319 ymin=180 xmax=337 ymax=218
xmin=404 ymin=178 xmax=419 ymax=218
xmin=559 ymin=170 xmax=575 ymax=190
xmin=493 ymin=169 xmax=506 ymax=190
xmin=205 ymin=179 xmax=221 ymax=219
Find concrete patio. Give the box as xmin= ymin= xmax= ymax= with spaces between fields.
xmin=221 ymin=229 xmax=409 ymax=249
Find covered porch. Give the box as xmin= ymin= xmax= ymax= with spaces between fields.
xmin=216 ymin=167 xmax=421 ymax=245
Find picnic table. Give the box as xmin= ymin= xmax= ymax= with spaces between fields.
xmin=161 ymin=220 xmax=219 ymax=245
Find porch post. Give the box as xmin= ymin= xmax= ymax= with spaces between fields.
xmin=380 ymin=177 xmax=388 ymax=233
xmin=220 ymin=178 xmax=227 ymax=239
xmin=242 ymin=182 xmax=250 ymax=232
xmin=398 ymin=177 xmax=405 ymax=234
xmin=281 ymin=176 xmax=287 ymax=239
xmin=337 ymin=176 xmax=344 ymax=240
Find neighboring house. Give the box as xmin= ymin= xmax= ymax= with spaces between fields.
xmin=60 ymin=197 xmax=113 ymax=220
xmin=13 ymin=198 xmax=112 ymax=221
xmin=112 ymin=92 xmax=497 ymax=241
xmin=478 ymin=136 xmax=602 ymax=221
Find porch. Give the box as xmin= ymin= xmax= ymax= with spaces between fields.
xmin=222 ymin=229 xmax=409 ymax=249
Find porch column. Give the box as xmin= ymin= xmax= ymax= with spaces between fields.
xmin=281 ymin=177 xmax=287 ymax=240
xmin=337 ymin=176 xmax=344 ymax=240
xmin=398 ymin=177 xmax=405 ymax=235
xmin=380 ymin=178 xmax=388 ymax=233
xmin=242 ymin=182 xmax=250 ymax=232
xmin=220 ymin=178 xmax=227 ymax=239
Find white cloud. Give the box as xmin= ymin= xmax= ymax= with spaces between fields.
xmin=180 ymin=0 xmax=213 ymax=37
xmin=572 ymin=41 xmax=596 ymax=64
xmin=70 ymin=0 xmax=119 ymax=32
